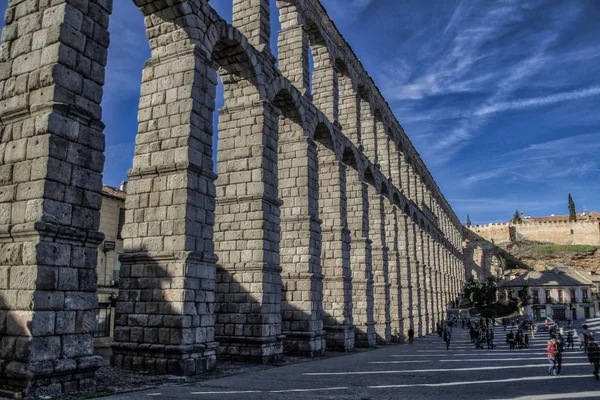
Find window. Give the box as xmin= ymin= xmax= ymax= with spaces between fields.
xmin=532 ymin=289 xmax=539 ymax=304
xmin=113 ymin=253 xmax=121 ymax=284
xmin=583 ymin=289 xmax=589 ymax=302
xmin=93 ymin=304 xmax=112 ymax=338
xmin=117 ymin=207 xmax=126 ymax=239
xmin=545 ymin=290 xmax=551 ymax=304
xmin=570 ymin=289 xmax=576 ymax=303
xmin=558 ymin=289 xmax=564 ymax=303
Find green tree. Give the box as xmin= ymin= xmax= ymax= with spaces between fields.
xmin=518 ymin=286 xmax=530 ymax=307
xmin=466 ymin=214 xmax=472 ymax=227
xmin=568 ymin=193 xmax=577 ymax=222
xmin=511 ymin=209 xmax=522 ymax=224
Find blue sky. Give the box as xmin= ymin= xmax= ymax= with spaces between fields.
xmin=1 ymin=0 xmax=599 ymax=224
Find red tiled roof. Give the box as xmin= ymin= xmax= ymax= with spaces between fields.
xmin=102 ymin=185 xmax=126 ymax=200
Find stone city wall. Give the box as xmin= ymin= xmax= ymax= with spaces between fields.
xmin=0 ymin=0 xmax=466 ymax=396
xmin=514 ymin=221 xmax=600 ymax=246
xmin=471 ymin=221 xmax=600 ymax=246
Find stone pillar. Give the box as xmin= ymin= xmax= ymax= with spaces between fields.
xmin=369 ymin=190 xmax=390 ymax=344
xmin=114 ymin=45 xmax=219 ymax=374
xmin=278 ymin=137 xmax=325 ymax=356
xmin=233 ymin=0 xmax=272 ymax=55
xmin=360 ymin=99 xmax=376 ymax=161
xmin=432 ymin=239 xmax=442 ymax=324
xmin=337 ymin=71 xmax=359 ymax=145
xmin=417 ymin=228 xmax=429 ymax=334
xmin=401 ymin=157 xmax=412 ymax=201
xmin=214 ymin=99 xmax=284 ymax=363
xmin=409 ymin=220 xmax=422 ymax=336
xmin=398 ymin=213 xmax=413 ymax=338
xmin=390 ymin=150 xmax=401 ymax=189
xmin=277 ymin=2 xmax=309 ymax=93
xmin=347 ymin=173 xmax=375 ymax=347
xmin=376 ymin=120 xmax=388 ymax=174
xmin=319 ymin=155 xmax=354 ymax=352
xmin=426 ymin=235 xmax=436 ymax=332
xmin=311 ymin=48 xmax=337 ymax=121
xmin=387 ymin=204 xmax=402 ymax=342
xmin=0 ymin=2 xmax=111 ymax=396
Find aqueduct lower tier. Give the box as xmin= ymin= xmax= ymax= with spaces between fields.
xmin=0 ymin=0 xmax=466 ymax=396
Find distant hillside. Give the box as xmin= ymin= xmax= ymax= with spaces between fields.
xmin=502 ymin=241 xmax=600 ymax=272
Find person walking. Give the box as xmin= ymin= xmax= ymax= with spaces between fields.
xmin=508 ymin=330 xmax=515 ymax=350
xmin=408 ymin=328 xmax=415 ymax=344
xmin=547 ymin=337 xmax=558 ymax=376
xmin=555 ymin=335 xmax=565 ymax=375
xmin=587 ymin=336 xmax=600 ymax=380
xmin=583 ymin=325 xmax=590 ymax=353
xmin=567 ymin=331 xmax=574 ymax=350
xmin=444 ymin=328 xmax=452 ymax=350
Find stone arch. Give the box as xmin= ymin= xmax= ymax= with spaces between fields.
xmin=342 ymin=145 xmax=360 ymax=170
xmin=208 ymin=22 xmax=267 ymax=103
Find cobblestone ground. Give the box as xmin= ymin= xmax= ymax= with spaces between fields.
xmin=99 ymin=318 xmax=600 ymax=400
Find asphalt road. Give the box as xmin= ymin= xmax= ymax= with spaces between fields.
xmin=99 ymin=318 xmax=600 ymax=400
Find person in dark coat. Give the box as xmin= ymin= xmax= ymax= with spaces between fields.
xmin=444 ymin=328 xmax=452 ymax=350
xmin=408 ymin=328 xmax=415 ymax=344
xmin=587 ymin=336 xmax=600 ymax=380
xmin=555 ymin=335 xmax=565 ymax=375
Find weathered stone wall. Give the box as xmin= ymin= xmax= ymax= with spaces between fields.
xmin=0 ymin=0 xmax=466 ymax=396
xmin=515 ymin=222 xmax=600 ymax=246
xmin=471 ymin=222 xmax=600 ymax=246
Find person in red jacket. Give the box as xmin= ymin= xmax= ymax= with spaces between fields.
xmin=546 ymin=337 xmax=558 ymax=376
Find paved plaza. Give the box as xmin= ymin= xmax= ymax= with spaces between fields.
xmin=99 ymin=319 xmax=600 ymax=400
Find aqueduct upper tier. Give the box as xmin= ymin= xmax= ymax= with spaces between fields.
xmin=0 ymin=0 xmax=466 ymax=396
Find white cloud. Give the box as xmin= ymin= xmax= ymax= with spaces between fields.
xmin=474 ymin=86 xmax=600 ymax=116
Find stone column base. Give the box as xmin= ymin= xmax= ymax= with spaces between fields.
xmin=283 ymin=330 xmax=326 ymax=357
xmin=324 ymin=324 xmax=355 ymax=352
xmin=0 ymin=356 xmax=103 ymax=398
xmin=355 ymin=322 xmax=376 ymax=347
xmin=216 ymin=335 xmax=284 ymax=364
xmin=111 ymin=342 xmax=217 ymax=375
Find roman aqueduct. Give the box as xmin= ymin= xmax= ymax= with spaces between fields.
xmin=0 ymin=0 xmax=465 ymax=396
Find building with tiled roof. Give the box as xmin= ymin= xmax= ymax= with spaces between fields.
xmin=503 ymin=266 xmax=597 ymax=322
